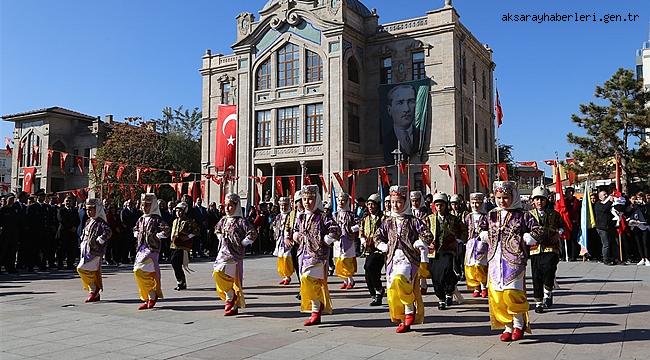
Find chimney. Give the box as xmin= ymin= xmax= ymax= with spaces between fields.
xmin=105 ymin=114 xmax=113 ymax=124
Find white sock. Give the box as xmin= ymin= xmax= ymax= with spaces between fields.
xmin=404 ymin=303 xmax=415 ymax=314
xmin=148 ymin=290 xmax=157 ymax=301
xmin=88 ymin=284 xmax=97 ymax=293
xmin=543 ymin=288 xmax=552 ymax=299
xmin=480 ymin=283 xmax=487 ymax=290
xmin=513 ymin=314 xmax=524 ymax=329
xmin=225 ymin=289 xmax=234 ymax=301
xmin=536 ymin=301 xmax=542 ymax=306
xmin=504 ymin=324 xmax=512 ymax=333
xmin=348 ymin=277 xmax=354 ymax=284
xmin=311 ymin=300 xmax=321 ymax=313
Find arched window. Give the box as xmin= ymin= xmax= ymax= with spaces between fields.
xmin=347 ymin=57 xmax=359 ymax=83
xmin=20 ymin=133 xmax=41 ymax=167
xmin=306 ymin=50 xmax=322 ymax=83
xmin=256 ymin=59 xmax=271 ymax=90
xmin=277 ymin=43 xmax=300 ymax=87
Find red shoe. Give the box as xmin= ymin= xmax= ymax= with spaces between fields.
xmin=340 ymin=283 xmax=348 ymax=289
xmin=511 ymin=328 xmax=524 ymax=341
xmin=285 ymin=278 xmax=291 ymax=285
xmin=224 ymin=294 xmax=238 ymax=312
xmin=396 ymin=323 xmax=410 ymax=333
xmin=346 ymin=281 xmax=355 ymax=289
xmin=304 ymin=312 xmax=321 ymax=326
xmin=85 ymin=292 xmax=100 ymax=303
xmin=472 ymin=290 xmax=480 ymax=298
xmin=224 ymin=308 xmax=239 ymax=316
xmin=404 ymin=313 xmax=415 ymax=327
xmin=499 ymin=331 xmax=512 ymax=342
xmin=420 ymin=287 xmax=428 ymax=295
xmin=138 ymin=302 xmax=149 ymax=310
xmin=147 ymin=298 xmax=157 ymax=309
xmin=481 ymin=289 xmax=488 ymax=298
xmin=279 ymin=279 xmax=287 ymax=285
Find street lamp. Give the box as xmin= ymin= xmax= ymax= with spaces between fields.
xmin=392 ymin=141 xmax=404 ymax=186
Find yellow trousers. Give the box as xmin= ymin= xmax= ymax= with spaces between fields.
xmin=387 ymin=274 xmax=424 ymax=324
xmin=488 ymin=287 xmax=531 ymax=333
xmin=134 ymin=270 xmax=163 ymax=301
xmin=77 ymin=268 xmax=102 ymax=292
xmin=418 ymin=262 xmax=430 ymax=279
xmin=277 ymin=257 xmax=294 ymax=278
xmin=464 ymin=265 xmax=488 ymax=289
xmin=300 ymin=275 xmax=333 ymax=314
xmin=334 ymin=257 xmax=357 ymax=279
xmin=213 ymin=270 xmax=245 ymax=309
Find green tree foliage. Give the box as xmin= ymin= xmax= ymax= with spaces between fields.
xmin=567 ymin=68 xmax=650 ymax=193
xmin=498 ymin=144 xmax=519 ymax=181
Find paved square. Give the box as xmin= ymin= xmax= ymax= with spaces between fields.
xmin=1 ymin=257 xmax=648 ymax=360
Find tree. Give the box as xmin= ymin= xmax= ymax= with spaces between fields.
xmin=567 ymin=68 xmax=650 ymax=193
xmin=497 ymin=143 xmax=519 ymax=181
xmin=155 ymin=105 xmax=202 ymax=141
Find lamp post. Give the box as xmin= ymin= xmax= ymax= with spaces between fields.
xmin=392 ymin=141 xmax=404 ymax=186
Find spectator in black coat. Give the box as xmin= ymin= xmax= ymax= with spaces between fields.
xmin=57 ymin=196 xmax=81 ymax=269
xmin=593 ymin=190 xmax=616 ymax=265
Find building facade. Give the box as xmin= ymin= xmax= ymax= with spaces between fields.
xmin=201 ymin=0 xmax=496 ymax=206
xmin=0 ymin=151 xmax=11 ymax=195
xmin=2 ymin=107 xmax=108 ymax=194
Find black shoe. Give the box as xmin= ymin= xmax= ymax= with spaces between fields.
xmin=174 ymin=283 xmax=187 ymax=291
xmin=370 ymin=295 xmax=382 ymax=306
xmin=295 ymin=293 xmax=301 ymax=300
xmin=543 ymin=294 xmax=553 ymax=308
xmin=445 ymin=296 xmax=453 ymax=307
xmin=438 ymin=302 xmax=447 ymax=310
xmin=535 ymin=304 xmax=545 ymax=313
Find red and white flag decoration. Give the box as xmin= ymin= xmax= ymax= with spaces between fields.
xmin=458 ymin=164 xmax=470 ymax=188
xmin=75 ymin=156 xmax=84 ymax=175
xmin=60 ymin=152 xmax=68 ymax=173
xmin=497 ymin=163 xmax=509 ymax=181
xmin=23 ymin=167 xmax=36 ymax=193
xmin=275 ymin=176 xmax=284 ymax=197
xmin=4 ymin=137 xmax=11 ymax=156
xmin=303 ymin=174 xmax=312 ymax=185
xmin=47 ymin=150 xmax=53 ymax=169
xmin=517 ymin=161 xmax=538 ymax=169
xmin=32 ymin=145 xmax=40 ymax=165
xmin=421 ymin=164 xmax=431 ymax=191
xmin=495 ymin=88 xmax=504 ymax=128
xmin=116 ymin=163 xmax=126 ymax=180
xmin=477 ymin=163 xmax=489 ymax=189
xmin=379 ymin=167 xmax=391 ymax=187
xmin=215 ymin=105 xmax=237 ymax=172
xmin=103 ymin=161 xmax=113 ymax=180
xmin=333 ymin=172 xmax=347 ymax=192
xmin=319 ymin=174 xmax=328 ymax=194
xmin=438 ymin=164 xmax=452 ymax=178
xmin=289 ymin=176 xmax=296 ymax=198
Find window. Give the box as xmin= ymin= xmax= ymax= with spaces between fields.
xmin=412 ymin=51 xmax=425 ymax=80
xmin=482 ymin=70 xmax=486 ymax=100
xmin=483 ymin=128 xmax=488 ymax=153
xmin=461 ymin=54 xmax=466 ymax=85
xmin=380 ymin=57 xmax=392 ymax=84
xmin=306 ymin=50 xmax=322 ymax=83
xmin=256 ymin=59 xmax=271 ymax=90
xmin=256 ymin=110 xmax=271 ymax=147
xmin=277 ymin=43 xmax=300 ymax=87
xmin=221 ymin=83 xmax=231 ymax=104
xmin=83 ymin=148 xmax=90 ymax=168
xmin=277 ymin=106 xmax=300 ymax=145
xmin=20 ymin=133 xmax=41 ymax=167
xmin=347 ymin=57 xmax=359 ymax=83
xmin=463 ymin=117 xmax=469 ymax=144
xmin=0 ymin=174 xmax=5 ymax=183
xmin=305 ymin=104 xmax=323 ymax=143
xmin=348 ymin=102 xmax=360 ymax=143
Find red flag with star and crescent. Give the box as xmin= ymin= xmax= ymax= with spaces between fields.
xmin=23 ymin=167 xmax=36 ymax=193
xmin=458 ymin=165 xmax=470 ymax=188
xmin=215 ymin=105 xmax=237 ymax=172
xmin=421 ymin=164 xmax=431 ymax=191
xmin=477 ymin=163 xmax=489 ymax=189
xmin=497 ymin=163 xmax=509 ymax=181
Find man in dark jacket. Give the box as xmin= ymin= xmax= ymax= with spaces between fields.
xmin=593 ymin=190 xmax=616 ymax=265
xmin=120 ymin=199 xmax=141 ymax=263
xmin=57 ymin=196 xmax=81 ymax=269
xmin=0 ymin=194 xmax=20 ymax=273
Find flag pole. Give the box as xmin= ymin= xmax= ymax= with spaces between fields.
xmin=473 ymin=79 xmax=477 ymax=192
xmin=495 ymin=78 xmax=500 ymax=165
xmin=556 ymin=152 xmax=569 ymax=262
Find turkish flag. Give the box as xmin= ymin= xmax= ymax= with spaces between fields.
xmin=289 ymin=176 xmax=296 ymax=198
xmin=136 ymin=167 xmax=145 ymax=184
xmin=477 ymin=163 xmax=489 ymax=189
xmin=438 ymin=164 xmax=452 ymax=178
xmin=544 ymin=159 xmax=557 ymax=166
xmin=379 ymin=167 xmax=390 ymax=186
xmin=517 ymin=161 xmax=538 ymax=169
xmin=116 ymin=163 xmax=126 ymax=181
xmin=333 ymin=172 xmax=347 ymax=192
xmin=23 ymin=167 xmax=36 ymax=193
xmin=554 ymin=164 xmax=573 ymax=239
xmin=188 ymin=181 xmax=195 ymax=200
xmin=458 ymin=164 xmax=470 ymax=188
xmin=399 ymin=161 xmax=408 ymax=174
xmin=215 ymin=105 xmax=237 ymax=172
xmin=103 ymin=161 xmax=113 ymax=180
xmin=495 ymin=88 xmax=504 ymax=127
xmin=200 ymin=180 xmax=206 ymax=200
xmin=47 ymin=150 xmax=53 ymax=170
xmin=421 ymin=164 xmax=431 ymax=191
xmin=75 ymin=156 xmax=84 ymax=175
xmin=319 ymin=174 xmax=328 ymax=194
xmin=497 ymin=163 xmax=509 ymax=181
xmin=17 ymin=143 xmax=23 ymax=166
xmin=303 ymin=174 xmax=312 ymax=185
xmin=275 ymin=176 xmax=284 ymax=197
xmin=60 ymin=152 xmax=68 ymax=174
xmin=32 ymin=145 xmax=40 ymax=166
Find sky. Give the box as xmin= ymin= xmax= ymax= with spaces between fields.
xmin=1 ymin=0 xmax=648 ymax=175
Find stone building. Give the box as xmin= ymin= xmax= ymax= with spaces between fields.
xmin=2 ymin=107 xmax=108 ymax=194
xmin=201 ymin=0 xmax=496 ymax=206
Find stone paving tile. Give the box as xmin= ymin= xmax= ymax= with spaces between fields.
xmin=5 ymin=341 xmax=73 ymax=357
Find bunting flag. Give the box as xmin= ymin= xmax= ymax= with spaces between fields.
xmin=275 ymin=176 xmax=284 ymax=197
xmin=155 ymin=184 xmax=161 ymax=193
xmin=458 ymin=164 xmax=470 ymax=188
xmin=47 ymin=150 xmax=53 ymax=170
xmin=343 ymin=170 xmax=354 ymax=179
xmin=289 ymin=176 xmax=296 ymax=198
xmin=258 ymin=176 xmax=268 ymax=185
xmin=103 ymin=161 xmax=113 ymax=180
xmin=107 ymin=183 xmax=114 ymax=196
xmin=188 ymin=181 xmax=195 ymax=200
xmin=175 ymin=182 xmax=183 ymax=200
xmin=497 ymin=163 xmax=509 ymax=181
xmin=90 ymin=159 xmax=98 ymax=174
xmin=495 ymin=88 xmax=504 ymax=127
xmin=200 ymin=180 xmax=206 ymax=200
xmin=180 ymin=171 xmax=192 ymax=179
xmin=438 ymin=164 xmax=452 ymax=178
xmin=168 ymin=170 xmax=177 ymax=182
xmin=356 ymin=168 xmax=372 ymax=175
xmin=60 ymin=152 xmax=68 ymax=174
xmin=517 ymin=161 xmax=538 ymax=169
xmin=421 ymin=164 xmax=431 ymax=191
xmin=120 ymin=184 xmax=128 ymax=200
xmin=17 ymin=143 xmax=23 ymax=166
xmin=333 ymin=172 xmax=347 ymax=192
xmin=32 ymin=145 xmax=40 ymax=165
xmin=23 ymin=167 xmax=36 ymax=193
xmin=4 ymin=137 xmax=11 ymax=156
xmin=379 ymin=167 xmax=391 ymax=187
xmin=75 ymin=156 xmax=84 ymax=175
xmin=319 ymin=174 xmax=328 ymax=194
xmin=399 ymin=161 xmax=408 ymax=175
xmin=477 ymin=163 xmax=489 ymax=189
xmin=543 ymin=159 xmax=557 ymax=166
xmin=136 ymin=167 xmax=145 ymax=184
xmin=303 ymin=174 xmax=312 ymax=185
xmin=116 ymin=163 xmax=126 ymax=180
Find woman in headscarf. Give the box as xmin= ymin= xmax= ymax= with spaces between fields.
xmin=479 ymin=181 xmax=542 ymax=342
xmin=273 ymin=197 xmax=294 ymax=285
xmin=359 ymin=193 xmax=385 ymax=306
xmin=170 ymin=202 xmax=198 ymax=291
xmin=287 ymin=185 xmax=341 ymax=326
xmin=76 ymin=198 xmax=112 ymax=303
xmin=464 ymin=193 xmax=489 ymax=298
xmin=374 ymin=186 xmax=432 ymax=333
xmin=133 ymin=193 xmax=170 ymax=310
xmin=333 ymin=192 xmax=359 ymax=289
xmin=213 ymin=193 xmax=257 ymax=316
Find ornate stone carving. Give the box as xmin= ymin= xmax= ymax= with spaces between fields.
xmin=327 ymin=0 xmax=340 ymax=15
xmin=269 ymin=0 xmax=303 ymax=30
xmin=238 ymin=12 xmax=255 ymax=36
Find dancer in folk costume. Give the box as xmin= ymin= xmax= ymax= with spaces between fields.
xmin=375 ymin=186 xmax=432 ymax=333
xmin=464 ymin=193 xmax=489 ymax=298
xmin=528 ymin=186 xmax=563 ymax=313
xmin=273 ymin=197 xmax=294 ymax=285
xmin=133 ymin=193 xmax=170 ymax=310
xmin=288 ymin=185 xmax=341 ymax=326
xmin=213 ymin=193 xmax=257 ymax=316
xmin=359 ymin=193 xmax=385 ymax=306
xmin=76 ymin=199 xmax=112 ymax=303
xmin=425 ymin=193 xmax=464 ymax=310
xmin=170 ymin=202 xmax=198 ymax=291
xmin=480 ymin=181 xmax=543 ymax=341
xmin=334 ymin=193 xmax=359 ymax=289
xmin=383 ymin=195 xmax=392 ymax=217
xmin=410 ymin=191 xmax=431 ymax=294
